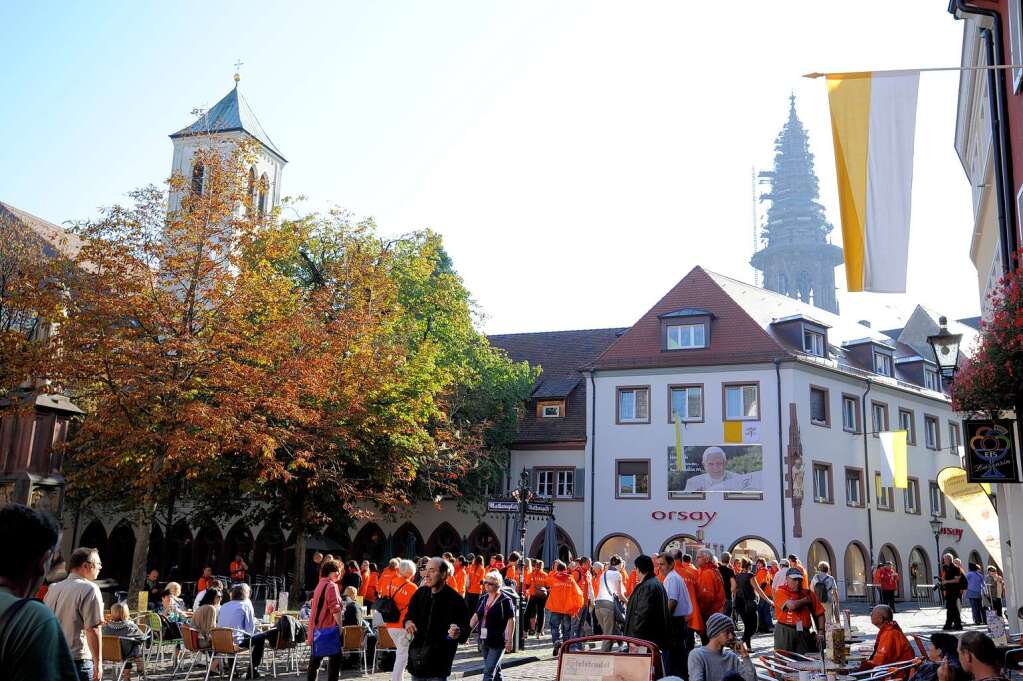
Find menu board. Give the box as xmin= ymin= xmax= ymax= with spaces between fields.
xmin=558 ymin=652 xmax=651 ymax=681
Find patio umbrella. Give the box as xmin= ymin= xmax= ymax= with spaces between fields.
xmin=510 ymin=515 xmax=522 ymax=557
xmin=384 ymin=533 xmax=394 ymax=561
xmin=405 ymin=532 xmax=417 ymax=559
xmin=542 ymin=517 xmax=558 ymax=567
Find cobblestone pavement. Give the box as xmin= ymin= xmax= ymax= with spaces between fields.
xmin=131 ymin=603 xmax=992 ymax=680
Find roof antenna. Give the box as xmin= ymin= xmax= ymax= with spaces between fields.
xmin=233 ymin=59 xmax=244 ymax=86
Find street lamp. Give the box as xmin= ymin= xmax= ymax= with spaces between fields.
xmin=929 ymin=514 xmax=942 ymax=576
xmin=509 ymin=470 xmax=533 ymax=649
xmin=926 ymin=316 xmax=963 ymax=382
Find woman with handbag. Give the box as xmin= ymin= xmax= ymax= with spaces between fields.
xmin=306 ymin=559 xmax=343 ymax=681
xmin=594 ymin=555 xmax=627 ymax=651
xmin=469 ymin=571 xmax=515 ymax=681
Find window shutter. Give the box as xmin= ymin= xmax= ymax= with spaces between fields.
xmin=618 ymin=461 xmax=647 ymax=476
xmin=636 ymin=389 xmax=649 ymax=420
xmin=574 ymin=468 xmax=585 ymax=499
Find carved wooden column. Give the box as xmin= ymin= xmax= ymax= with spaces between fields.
xmin=785 ymin=402 xmax=805 ymax=539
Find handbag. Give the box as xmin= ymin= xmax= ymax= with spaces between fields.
xmin=311 ymin=583 xmax=342 ymax=658
xmin=603 ymin=571 xmax=626 ymax=627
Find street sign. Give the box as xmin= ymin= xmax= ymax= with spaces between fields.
xmin=486 ymin=499 xmax=518 ymax=514
xmin=526 ymin=500 xmax=553 ymax=516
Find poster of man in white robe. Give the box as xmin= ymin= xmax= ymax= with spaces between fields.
xmin=668 ymin=444 xmax=763 ymax=493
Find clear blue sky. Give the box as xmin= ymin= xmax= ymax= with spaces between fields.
xmin=1 ymin=1 xmax=980 ymax=334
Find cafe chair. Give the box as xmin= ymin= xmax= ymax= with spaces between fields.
xmin=101 ymin=635 xmax=143 ymax=681
xmin=341 ymin=625 xmax=368 ymax=676
xmin=178 ymin=623 xmax=209 ymax=681
xmin=267 ymin=633 xmax=299 ymax=678
xmin=772 ymin=650 xmax=815 ymax=664
xmin=372 ymin=626 xmax=397 ymax=674
xmin=205 ymin=627 xmax=251 ymax=681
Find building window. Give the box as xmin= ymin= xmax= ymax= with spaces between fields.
xmin=810 ymin=386 xmax=830 ymax=426
xmin=904 ymin=478 xmax=921 ymax=514
xmin=617 ymin=387 xmax=650 ymax=424
xmin=616 ymin=460 xmax=650 ymax=499
xmin=669 ymin=385 xmax=703 ymax=422
xmin=191 ymin=162 xmax=205 ymax=195
xmin=724 ymin=383 xmax=759 ymax=421
xmin=556 ymin=470 xmax=575 ymax=498
xmin=1009 ymin=0 xmax=1023 ymax=92
xmin=813 ymin=462 xmax=833 ymax=504
xmin=257 ymin=173 xmax=269 ymax=216
xmin=803 ymin=329 xmax=826 ymax=357
xmin=666 ymin=323 xmax=706 ymax=350
xmin=924 ymin=415 xmax=940 ymax=450
xmin=874 ymin=352 xmax=893 ymax=377
xmin=898 ymin=408 xmax=916 ymax=445
xmin=842 ymin=395 xmax=860 ymax=433
xmin=845 ymin=468 xmax=864 ymax=507
xmin=930 ymin=482 xmax=946 ymax=518
xmin=875 ymin=473 xmax=894 ymax=511
xmin=871 ymin=402 xmax=889 ymax=436
xmin=949 ymin=422 xmax=961 ymax=453
xmin=924 ymin=367 xmax=940 ymax=391
xmin=537 ymin=400 xmax=565 ymax=418
xmin=536 ymin=470 xmax=554 ymax=498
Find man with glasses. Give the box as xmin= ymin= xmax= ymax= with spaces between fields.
xmin=45 ymin=546 xmax=106 ymax=681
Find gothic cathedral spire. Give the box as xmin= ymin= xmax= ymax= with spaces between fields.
xmin=751 ymin=95 xmax=843 ymax=314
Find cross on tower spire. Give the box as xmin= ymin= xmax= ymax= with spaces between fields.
xmin=233 ymin=59 xmax=244 ymax=86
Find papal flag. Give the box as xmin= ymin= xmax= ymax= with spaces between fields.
xmin=826 ymin=71 xmax=919 ymax=293
xmin=879 ymin=430 xmax=908 ymax=489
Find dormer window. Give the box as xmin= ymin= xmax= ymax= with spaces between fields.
xmin=666 ymin=323 xmax=706 ymax=349
xmin=874 ymin=352 xmax=893 ymax=377
xmin=803 ymin=329 xmax=826 ymax=357
xmin=659 ymin=308 xmax=713 ymax=352
xmin=537 ymin=400 xmax=565 ymax=418
xmin=924 ymin=367 xmax=940 ymax=391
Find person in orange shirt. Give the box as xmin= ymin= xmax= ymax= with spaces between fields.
xmin=465 ymin=555 xmax=485 ymax=614
xmin=570 ymin=557 xmax=595 ymax=640
xmin=229 ymin=553 xmax=248 ymax=583
xmin=695 ymin=549 xmax=725 ymax=643
xmin=860 ymin=606 xmax=914 ymax=677
xmin=447 ymin=555 xmax=468 ymax=597
xmin=524 ymin=559 xmax=548 ymax=637
xmin=673 ymin=550 xmax=704 ymax=650
xmin=197 ymin=565 xmax=214 ymax=593
xmin=546 ymin=560 xmax=584 ymax=655
xmin=384 ymin=559 xmax=419 ymax=681
xmin=363 ymin=562 xmax=379 ymax=604
xmin=505 ymin=551 xmax=521 ymax=585
xmin=625 ymin=566 xmax=638 ymax=597
xmin=378 ymin=558 xmax=399 ymax=594
xmin=755 ymin=557 xmax=775 ymax=633
xmin=773 ymin=568 xmax=825 ymax=654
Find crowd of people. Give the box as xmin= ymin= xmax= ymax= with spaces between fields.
xmin=1 ymin=500 xmax=1019 ymax=681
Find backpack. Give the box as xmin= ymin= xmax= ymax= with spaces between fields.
xmin=375 ymin=582 xmax=412 ymax=624
xmin=813 ymin=576 xmax=831 ymax=603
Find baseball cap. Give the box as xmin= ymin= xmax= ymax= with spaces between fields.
xmin=786 ymin=567 xmax=804 ymax=579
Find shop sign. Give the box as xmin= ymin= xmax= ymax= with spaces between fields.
xmin=649 ymin=510 xmax=717 ymax=528
xmin=938 ymin=527 xmax=963 ymax=542
xmin=963 ymin=419 xmax=1021 ymax=483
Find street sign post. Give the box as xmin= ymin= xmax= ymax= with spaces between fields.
xmin=484 ymin=471 xmax=554 ymax=649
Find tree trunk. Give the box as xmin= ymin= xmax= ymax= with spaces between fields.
xmin=292 ymin=529 xmax=308 ymax=600
xmin=128 ymin=500 xmax=157 ymax=610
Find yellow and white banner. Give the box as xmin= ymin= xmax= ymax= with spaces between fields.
xmin=723 ymin=421 xmax=760 ymax=444
xmin=879 ymin=430 xmax=908 ymax=489
xmin=937 ymin=466 xmax=1001 ymax=566
xmin=826 ymin=71 xmax=919 ymax=293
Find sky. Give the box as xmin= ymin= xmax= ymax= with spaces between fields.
xmin=1 ymin=1 xmax=981 ymax=335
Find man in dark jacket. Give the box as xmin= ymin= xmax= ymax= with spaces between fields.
xmin=625 ymin=554 xmax=670 ymax=656
xmin=404 ymin=557 xmax=471 ymax=681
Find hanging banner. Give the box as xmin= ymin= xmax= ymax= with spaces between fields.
xmin=879 ymin=430 xmax=909 ymax=488
xmin=937 ymin=466 xmax=1001 ymax=566
xmin=963 ymin=419 xmax=1021 ymax=483
xmin=668 ymin=444 xmax=763 ymax=493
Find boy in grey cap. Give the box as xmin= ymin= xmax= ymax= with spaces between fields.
xmin=688 ymin=613 xmax=755 ymax=681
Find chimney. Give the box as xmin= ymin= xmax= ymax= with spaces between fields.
xmin=858 ymin=320 xmax=872 ymax=328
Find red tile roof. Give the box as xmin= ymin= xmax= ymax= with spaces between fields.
xmin=592 ymin=266 xmax=787 ymax=370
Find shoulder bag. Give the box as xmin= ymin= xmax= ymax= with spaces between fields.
xmin=603 ymin=571 xmax=626 ymax=626
xmin=407 ymin=592 xmax=448 ymax=677
xmin=311 ymin=584 xmax=341 ymax=658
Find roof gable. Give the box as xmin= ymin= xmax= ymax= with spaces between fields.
xmin=593 ymin=267 xmax=785 ymax=370
xmin=170 ymin=86 xmax=286 ymax=161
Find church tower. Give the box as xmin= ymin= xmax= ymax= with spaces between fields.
xmin=751 ymin=95 xmax=842 ymax=314
xmin=168 ymin=74 xmax=287 ymax=214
